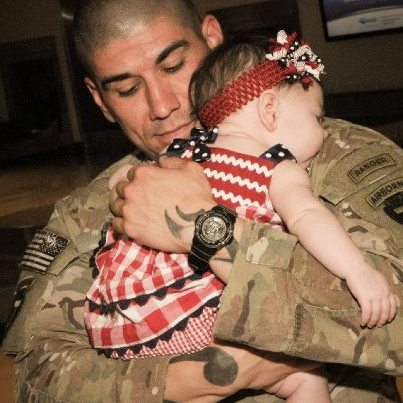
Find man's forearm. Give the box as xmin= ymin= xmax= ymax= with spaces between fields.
xmin=165 ymin=347 xmax=239 ymax=402
xmin=164 ymin=342 xmax=318 ymax=403
xmin=205 ymin=214 xmax=244 ymax=283
xmin=214 ymin=220 xmax=403 ymax=375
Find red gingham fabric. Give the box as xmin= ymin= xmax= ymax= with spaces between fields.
xmin=85 ymin=147 xmax=285 ymax=358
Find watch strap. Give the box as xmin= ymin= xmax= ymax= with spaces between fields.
xmin=188 ymin=245 xmax=212 ymax=273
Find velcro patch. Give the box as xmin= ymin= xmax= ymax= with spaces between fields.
xmin=348 ymin=153 xmax=396 ymax=184
xmin=20 ymin=230 xmax=69 ymax=272
xmin=4 ymin=276 xmax=35 ymax=332
xmin=366 ymin=177 xmax=403 ymax=209
xmin=383 ymin=192 xmax=403 ymax=224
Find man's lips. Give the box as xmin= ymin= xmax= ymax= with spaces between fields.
xmin=156 ymin=121 xmax=195 ymax=144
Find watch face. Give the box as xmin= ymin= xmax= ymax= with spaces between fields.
xmin=196 ymin=211 xmax=234 ymax=247
xmin=190 ymin=206 xmax=236 ymax=273
xmin=201 ymin=216 xmax=227 ymax=244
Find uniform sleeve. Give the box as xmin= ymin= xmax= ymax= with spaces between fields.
xmin=214 ymin=119 xmax=403 ymax=375
xmin=2 ymin=163 xmax=113 ymax=355
xmin=14 ymin=257 xmax=170 ymax=402
xmin=3 ymin=154 xmax=171 ymax=402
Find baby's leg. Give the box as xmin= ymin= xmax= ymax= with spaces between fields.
xmin=269 ymin=368 xmax=331 ymax=403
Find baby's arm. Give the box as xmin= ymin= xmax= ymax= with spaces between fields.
xmin=270 ymin=160 xmax=398 ymax=328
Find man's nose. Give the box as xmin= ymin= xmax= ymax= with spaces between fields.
xmin=146 ymin=78 xmax=180 ymax=120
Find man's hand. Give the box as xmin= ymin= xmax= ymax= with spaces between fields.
xmin=111 ymin=157 xmax=216 ymax=252
xmin=164 ymin=341 xmax=320 ymax=402
xmin=108 ymin=163 xmax=133 ymax=209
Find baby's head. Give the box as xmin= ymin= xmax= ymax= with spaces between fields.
xmin=190 ymin=30 xmax=325 ymax=129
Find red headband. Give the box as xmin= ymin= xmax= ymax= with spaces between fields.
xmin=199 ymin=30 xmax=325 ymax=128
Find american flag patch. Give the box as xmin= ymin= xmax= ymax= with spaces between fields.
xmin=20 ymin=230 xmax=69 ymax=272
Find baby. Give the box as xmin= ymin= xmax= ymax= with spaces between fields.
xmin=85 ymin=30 xmax=398 ymax=402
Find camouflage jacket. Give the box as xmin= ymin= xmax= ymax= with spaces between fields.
xmin=2 ymin=119 xmax=402 ymax=402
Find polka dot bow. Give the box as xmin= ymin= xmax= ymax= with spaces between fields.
xmin=163 ymin=126 xmax=219 ymax=162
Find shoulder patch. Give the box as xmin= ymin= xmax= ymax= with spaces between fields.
xmin=348 ymin=153 xmax=396 ymax=184
xmin=20 ymin=230 xmax=70 ymax=273
xmin=366 ymin=178 xmax=403 ymax=209
xmin=319 ymin=143 xmax=402 ymax=205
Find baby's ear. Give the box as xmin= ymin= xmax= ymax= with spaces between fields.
xmin=258 ymin=90 xmax=279 ymax=132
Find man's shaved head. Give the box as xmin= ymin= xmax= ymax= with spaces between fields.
xmin=73 ymin=0 xmax=203 ymax=75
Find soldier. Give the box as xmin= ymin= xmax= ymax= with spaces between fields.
xmin=3 ymin=0 xmax=402 ymax=402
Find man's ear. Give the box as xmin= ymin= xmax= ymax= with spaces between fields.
xmin=84 ymin=77 xmax=116 ymax=122
xmin=201 ymin=15 xmax=224 ymax=50
xmin=258 ymin=90 xmax=279 ymax=132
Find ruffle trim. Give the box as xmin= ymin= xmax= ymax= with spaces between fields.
xmin=90 ymin=221 xmax=114 ymax=279
xmin=87 ymin=271 xmax=210 ymax=314
xmin=94 ymin=296 xmax=220 ymax=358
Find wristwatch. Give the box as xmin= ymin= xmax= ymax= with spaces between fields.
xmin=189 ymin=205 xmax=237 ymax=273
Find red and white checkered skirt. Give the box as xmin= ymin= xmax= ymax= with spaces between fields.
xmin=85 ymin=147 xmax=285 ymax=359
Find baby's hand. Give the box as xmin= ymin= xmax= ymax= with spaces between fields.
xmin=345 ymin=265 xmax=399 ymax=328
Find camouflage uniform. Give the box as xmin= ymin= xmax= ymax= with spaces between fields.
xmin=2 ymin=119 xmax=402 ymax=402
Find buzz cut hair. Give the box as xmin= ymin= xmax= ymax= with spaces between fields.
xmin=73 ymin=0 xmax=203 ymax=76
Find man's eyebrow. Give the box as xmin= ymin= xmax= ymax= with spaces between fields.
xmin=156 ymin=40 xmax=190 ymax=65
xmin=101 ymin=73 xmax=131 ymax=88
xmin=100 ymin=40 xmax=190 ymax=89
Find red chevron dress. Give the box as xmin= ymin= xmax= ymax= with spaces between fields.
xmin=85 ymin=147 xmax=287 ymax=359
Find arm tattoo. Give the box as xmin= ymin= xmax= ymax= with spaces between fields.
xmin=212 ymin=238 xmax=240 ymax=264
xmin=170 ymin=347 xmax=239 ymax=386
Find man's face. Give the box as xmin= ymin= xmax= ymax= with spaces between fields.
xmin=86 ymin=16 xmax=221 ymax=157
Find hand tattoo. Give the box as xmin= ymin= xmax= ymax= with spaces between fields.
xmin=175 ymin=206 xmax=206 ymax=222
xmin=164 ymin=210 xmax=185 ymax=239
xmin=164 ymin=207 xmax=206 ymax=239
